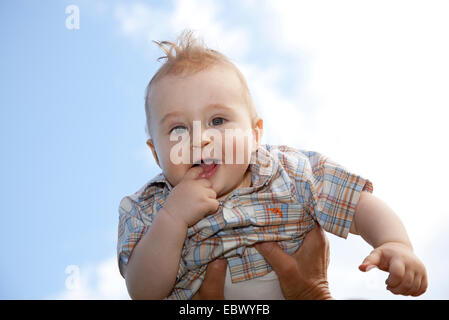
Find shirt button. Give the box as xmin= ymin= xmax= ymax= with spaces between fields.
xmin=224 ymin=201 xmax=233 ymax=209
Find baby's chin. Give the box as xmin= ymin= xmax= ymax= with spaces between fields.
xmin=215 ymin=167 xmax=252 ymax=200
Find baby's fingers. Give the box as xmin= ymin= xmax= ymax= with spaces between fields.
xmin=205 ymin=198 xmax=219 ymax=214
xmin=359 ymin=249 xmax=382 ymax=272
xmin=385 ymin=257 xmax=405 ymax=288
xmin=405 ymin=275 xmax=422 ymax=296
xmin=387 ymin=270 xmax=414 ymax=295
xmin=413 ymin=274 xmax=428 ymax=297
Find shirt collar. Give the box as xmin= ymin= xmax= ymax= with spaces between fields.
xmin=138 ymin=144 xmax=277 ymax=201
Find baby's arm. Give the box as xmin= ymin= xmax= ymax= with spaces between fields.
xmin=350 ymin=191 xmax=412 ymax=248
xmin=125 ymin=208 xmax=187 ymax=299
xmin=125 ymin=166 xmax=219 ymax=299
xmin=351 ymin=191 xmax=427 ymax=296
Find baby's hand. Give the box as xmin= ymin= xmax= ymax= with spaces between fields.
xmin=359 ymin=242 xmax=428 ymax=296
xmin=163 ymin=166 xmax=219 ymax=227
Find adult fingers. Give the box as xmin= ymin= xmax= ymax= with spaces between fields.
xmin=202 ymin=259 xmax=228 ymax=299
xmin=192 ymin=259 xmax=227 ymax=300
xmin=292 ymin=225 xmax=329 ymax=263
xmin=255 ymin=242 xmax=297 ymax=277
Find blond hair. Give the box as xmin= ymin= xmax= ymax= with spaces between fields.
xmin=144 ymin=29 xmax=257 ymax=139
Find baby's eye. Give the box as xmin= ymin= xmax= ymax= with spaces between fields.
xmin=170 ymin=125 xmax=188 ymax=134
xmin=210 ymin=117 xmax=225 ymax=126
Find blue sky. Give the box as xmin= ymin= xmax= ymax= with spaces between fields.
xmin=1 ymin=0 xmax=448 ymax=299
xmin=0 ymin=0 xmax=154 ymax=298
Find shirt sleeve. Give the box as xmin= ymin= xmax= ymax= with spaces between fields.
xmin=302 ymin=151 xmax=373 ymax=239
xmin=117 ymin=196 xmax=149 ymax=278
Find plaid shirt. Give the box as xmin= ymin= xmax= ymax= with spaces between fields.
xmin=117 ymin=144 xmax=373 ymax=299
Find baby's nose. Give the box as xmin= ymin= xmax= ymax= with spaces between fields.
xmin=191 ymin=132 xmax=213 ymax=149
xmin=191 ymin=134 xmax=215 ymax=163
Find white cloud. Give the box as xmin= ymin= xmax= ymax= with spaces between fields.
xmin=114 ymin=0 xmax=250 ymax=60
xmin=170 ymin=0 xmax=251 ymax=60
xmin=254 ymin=0 xmax=449 ymax=299
xmin=259 ymin=0 xmax=449 ymax=236
xmin=114 ymin=2 xmax=170 ymax=52
xmin=238 ymin=62 xmax=310 ymax=148
xmin=50 ymin=257 xmax=130 ymax=300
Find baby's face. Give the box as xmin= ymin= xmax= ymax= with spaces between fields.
xmin=147 ymin=64 xmax=262 ymax=199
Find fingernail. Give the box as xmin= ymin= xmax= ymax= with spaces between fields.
xmin=365 ymin=265 xmax=375 ymax=272
xmin=359 ymin=264 xmax=375 ymax=272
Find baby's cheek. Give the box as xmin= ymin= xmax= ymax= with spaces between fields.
xmin=166 ymin=139 xmax=192 ymax=165
xmin=158 ymin=155 xmax=183 ymax=183
xmin=165 ymin=168 xmax=185 ymax=188
xmin=220 ymin=131 xmax=251 ymax=164
xmin=233 ymin=136 xmax=253 ymax=164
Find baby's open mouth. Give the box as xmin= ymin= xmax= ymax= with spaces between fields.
xmin=193 ymin=159 xmax=221 ymax=179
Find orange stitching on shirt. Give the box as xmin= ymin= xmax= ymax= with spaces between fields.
xmin=266 ymin=206 xmax=283 ymax=218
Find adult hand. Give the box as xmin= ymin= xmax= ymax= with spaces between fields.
xmin=191 ymin=258 xmax=227 ymax=300
xmin=191 ymin=224 xmax=333 ymax=300
xmin=255 ymin=224 xmax=333 ymax=300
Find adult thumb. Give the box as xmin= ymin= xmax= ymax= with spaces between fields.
xmin=255 ymin=242 xmax=293 ymax=275
xmin=199 ymin=258 xmax=227 ymax=299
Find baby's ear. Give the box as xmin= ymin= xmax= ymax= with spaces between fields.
xmin=146 ymin=139 xmax=161 ymax=168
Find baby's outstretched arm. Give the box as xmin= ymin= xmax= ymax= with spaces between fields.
xmin=350 ymin=191 xmax=428 ymax=296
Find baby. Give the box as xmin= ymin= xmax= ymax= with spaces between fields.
xmin=117 ymin=30 xmax=427 ymax=299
